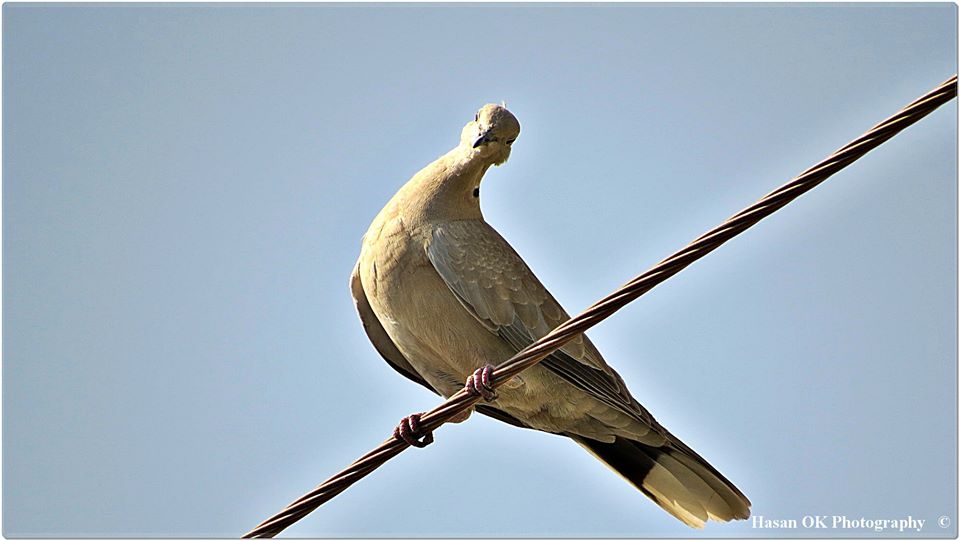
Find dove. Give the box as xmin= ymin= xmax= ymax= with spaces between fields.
xmin=350 ymin=103 xmax=750 ymax=528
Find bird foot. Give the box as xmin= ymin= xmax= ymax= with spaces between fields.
xmin=464 ymin=364 xmax=498 ymax=401
xmin=393 ymin=412 xmax=434 ymax=448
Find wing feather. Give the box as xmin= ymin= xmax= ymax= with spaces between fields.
xmin=351 ymin=260 xmax=433 ymax=391
xmin=426 ymin=221 xmax=654 ymax=425
xmin=350 ymin=259 xmax=532 ymax=430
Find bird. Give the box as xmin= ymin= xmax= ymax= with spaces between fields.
xmin=350 ymin=103 xmax=751 ymax=528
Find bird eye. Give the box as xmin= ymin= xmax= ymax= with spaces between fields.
xmin=506 ymin=138 xmax=516 ymax=145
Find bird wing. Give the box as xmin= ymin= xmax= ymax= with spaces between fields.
xmin=350 ymin=259 xmax=532 ymax=430
xmin=425 ymin=222 xmax=753 ymax=525
xmin=351 ymin=259 xmax=433 ymax=391
xmin=425 ymin=220 xmax=655 ymax=425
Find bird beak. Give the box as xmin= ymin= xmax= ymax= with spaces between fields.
xmin=472 ymin=129 xmax=494 ymax=148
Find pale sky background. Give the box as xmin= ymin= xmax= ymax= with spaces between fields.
xmin=3 ymin=3 xmax=957 ymax=538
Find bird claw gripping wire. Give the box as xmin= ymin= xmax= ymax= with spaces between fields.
xmin=393 ymin=364 xmax=496 ymax=449
xmin=393 ymin=413 xmax=434 ymax=448
xmin=464 ymin=364 xmax=498 ymax=401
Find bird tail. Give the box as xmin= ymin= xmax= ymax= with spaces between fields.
xmin=572 ymin=435 xmax=750 ymax=528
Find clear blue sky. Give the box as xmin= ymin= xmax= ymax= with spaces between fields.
xmin=3 ymin=3 xmax=956 ymax=538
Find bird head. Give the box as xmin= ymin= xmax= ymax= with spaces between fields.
xmin=461 ymin=103 xmax=521 ymax=166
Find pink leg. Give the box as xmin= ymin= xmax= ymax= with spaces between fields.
xmin=393 ymin=412 xmax=434 ymax=448
xmin=464 ymin=364 xmax=498 ymax=401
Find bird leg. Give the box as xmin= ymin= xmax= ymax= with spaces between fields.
xmin=394 ymin=365 xmax=498 ymax=448
xmin=464 ymin=364 xmax=498 ymax=401
xmin=393 ymin=412 xmax=434 ymax=448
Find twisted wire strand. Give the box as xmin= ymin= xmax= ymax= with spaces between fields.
xmin=244 ymin=75 xmax=957 ymax=538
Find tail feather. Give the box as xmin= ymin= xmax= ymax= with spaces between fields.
xmin=573 ymin=435 xmax=750 ymax=528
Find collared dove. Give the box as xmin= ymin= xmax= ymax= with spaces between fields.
xmin=350 ymin=103 xmax=750 ymax=528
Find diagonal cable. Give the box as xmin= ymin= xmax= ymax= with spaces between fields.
xmin=244 ymin=74 xmax=957 ymax=538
